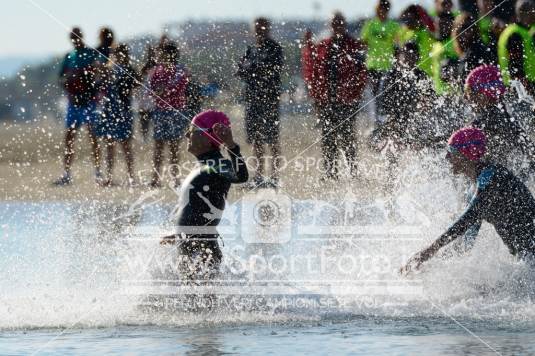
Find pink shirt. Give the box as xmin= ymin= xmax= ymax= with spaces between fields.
xmin=149 ymin=64 xmax=189 ymax=110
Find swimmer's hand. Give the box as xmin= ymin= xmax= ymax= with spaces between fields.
xmin=213 ymin=123 xmax=236 ymax=149
xmin=399 ymin=246 xmax=435 ymax=276
xmin=399 ymin=253 xmax=423 ymax=276
xmin=160 ymin=234 xmax=177 ymax=245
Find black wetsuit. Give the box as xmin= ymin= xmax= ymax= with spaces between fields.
xmin=470 ymin=105 xmax=535 ymax=166
xmin=173 ymin=145 xmax=248 ymax=273
xmin=440 ymin=163 xmax=535 ymax=258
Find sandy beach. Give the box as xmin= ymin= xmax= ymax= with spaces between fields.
xmin=0 ymin=105 xmax=385 ymax=204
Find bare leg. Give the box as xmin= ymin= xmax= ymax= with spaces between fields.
xmin=105 ymin=138 xmax=115 ymax=185
xmin=87 ymin=124 xmax=101 ymax=177
xmin=63 ymin=127 xmax=77 ymax=175
xmin=139 ymin=110 xmax=150 ymax=142
xmin=121 ymin=138 xmax=135 ymax=182
xmin=151 ymin=140 xmax=165 ymax=187
xmin=169 ymin=139 xmax=181 ymax=187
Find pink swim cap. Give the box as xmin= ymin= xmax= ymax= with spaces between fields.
xmin=447 ymin=127 xmax=487 ymax=161
xmin=465 ymin=65 xmax=506 ymax=101
xmin=191 ymin=110 xmax=231 ymax=147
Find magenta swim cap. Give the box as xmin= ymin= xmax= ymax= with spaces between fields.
xmin=191 ymin=110 xmax=231 ymax=147
xmin=447 ymin=127 xmax=487 ymax=161
xmin=465 ymin=65 xmax=506 ymax=101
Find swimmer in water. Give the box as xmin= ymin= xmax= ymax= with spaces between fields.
xmin=160 ymin=110 xmax=248 ymax=279
xmin=401 ymin=127 xmax=535 ymax=274
xmin=464 ymin=64 xmax=535 ymax=177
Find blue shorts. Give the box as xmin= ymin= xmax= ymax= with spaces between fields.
xmin=96 ymin=107 xmax=134 ymax=141
xmin=65 ymin=102 xmax=97 ymax=129
xmin=152 ymin=110 xmax=189 ymax=141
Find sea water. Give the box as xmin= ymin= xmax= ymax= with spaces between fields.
xmin=2 ymin=154 xmax=535 ymax=355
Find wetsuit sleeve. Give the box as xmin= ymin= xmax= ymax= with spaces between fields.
xmin=435 ymin=171 xmax=492 ymax=247
xmin=226 ymin=145 xmax=249 ymax=183
xmin=437 ymin=200 xmax=483 ymax=246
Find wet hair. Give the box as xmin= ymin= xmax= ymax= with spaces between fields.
xmin=99 ymin=27 xmax=114 ymax=47
xmin=70 ymin=27 xmax=83 ymax=39
xmin=332 ymin=11 xmax=346 ymax=23
xmin=162 ymin=41 xmax=179 ymax=58
xmin=378 ymin=0 xmax=391 ymax=10
xmin=255 ymin=17 xmax=271 ymax=31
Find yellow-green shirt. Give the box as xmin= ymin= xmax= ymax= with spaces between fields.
xmin=361 ymin=18 xmax=401 ymax=71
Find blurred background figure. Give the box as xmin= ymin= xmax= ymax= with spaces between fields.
xmin=96 ymin=44 xmax=140 ymax=187
xmin=400 ymin=4 xmax=437 ymax=78
xmin=96 ymin=27 xmax=115 ymax=61
xmin=53 ymin=27 xmax=101 ymax=186
xmin=302 ymin=12 xmax=367 ymax=180
xmin=498 ymin=0 xmax=535 ymax=94
xmin=360 ymin=0 xmax=400 ymax=122
xmin=375 ymin=42 xmax=435 ymax=194
xmin=453 ymin=12 xmax=497 ymax=85
xmin=148 ymin=40 xmax=190 ymax=188
xmin=430 ymin=0 xmax=459 ymax=93
xmin=237 ymin=17 xmax=284 ymax=188
xmin=137 ymin=45 xmax=157 ymax=142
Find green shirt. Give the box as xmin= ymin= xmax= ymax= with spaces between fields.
xmin=361 ymin=18 xmax=401 ymax=71
xmin=398 ymin=27 xmax=437 ymax=77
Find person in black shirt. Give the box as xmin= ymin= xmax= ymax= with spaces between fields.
xmin=374 ymin=42 xmax=435 ymax=195
xmin=237 ymin=17 xmax=283 ymax=188
xmin=161 ymin=110 xmax=248 ymax=279
xmin=377 ymin=42 xmax=434 ymax=146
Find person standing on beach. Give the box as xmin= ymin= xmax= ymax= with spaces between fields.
xmin=148 ymin=41 xmax=190 ymax=188
xmin=302 ymin=12 xmax=367 ymax=180
xmin=237 ymin=17 xmax=284 ymax=188
xmin=53 ymin=27 xmax=101 ymax=186
xmin=95 ymin=27 xmax=115 ymax=62
xmin=97 ymin=44 xmax=141 ymax=186
xmin=137 ymin=45 xmax=157 ymax=142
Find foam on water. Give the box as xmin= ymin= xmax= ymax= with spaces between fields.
xmin=2 ymin=151 xmax=535 ymax=331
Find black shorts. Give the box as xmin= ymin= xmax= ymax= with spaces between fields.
xmin=245 ymin=101 xmax=280 ymax=145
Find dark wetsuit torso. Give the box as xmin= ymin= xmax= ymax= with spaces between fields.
xmin=174 ymin=145 xmax=248 ymax=267
xmin=470 ymin=105 xmax=535 ymax=175
xmin=442 ymin=163 xmax=535 ymax=257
